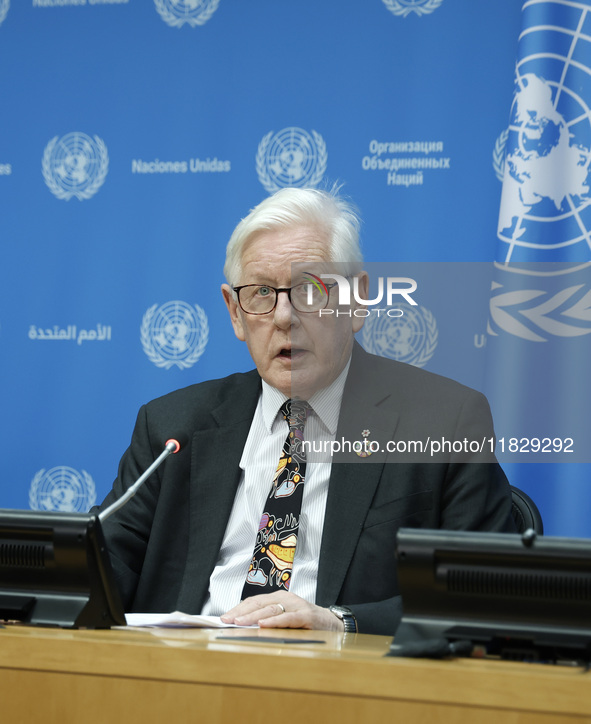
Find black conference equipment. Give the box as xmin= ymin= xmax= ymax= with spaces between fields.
xmin=0 ymin=437 xmax=182 ymax=628
xmin=390 ymin=527 xmax=591 ymax=664
xmin=0 ymin=509 xmax=125 ymax=628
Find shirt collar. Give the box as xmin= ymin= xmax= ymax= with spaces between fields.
xmin=260 ymin=357 xmax=351 ymax=435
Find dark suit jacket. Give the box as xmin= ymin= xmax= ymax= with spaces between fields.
xmin=98 ymin=344 xmax=515 ymax=635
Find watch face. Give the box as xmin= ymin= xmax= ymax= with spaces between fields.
xmin=330 ymin=605 xmax=357 ymax=633
xmin=330 ymin=605 xmax=350 ymax=618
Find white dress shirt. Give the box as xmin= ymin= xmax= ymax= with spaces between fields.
xmin=201 ymin=360 xmax=350 ymax=615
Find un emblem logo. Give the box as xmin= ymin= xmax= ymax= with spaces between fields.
xmin=0 ymin=0 xmax=9 ymax=27
xmin=256 ymin=127 xmax=327 ymax=193
xmin=42 ymin=132 xmax=108 ymax=201
xmin=154 ymin=0 xmax=220 ymax=27
xmin=497 ymin=71 xmax=591 ymax=262
xmin=497 ymin=7 xmax=591 ymax=264
xmin=29 ymin=467 xmax=96 ymax=513
xmin=141 ymin=300 xmax=209 ymax=369
xmin=361 ymin=304 xmax=438 ymax=368
xmin=382 ymin=0 xmax=444 ymax=17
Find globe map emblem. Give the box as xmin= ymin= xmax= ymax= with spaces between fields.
xmin=256 ymin=127 xmax=327 ymax=193
xmin=29 ymin=467 xmax=96 ymax=513
xmin=497 ymin=6 xmax=591 ymax=264
xmin=42 ymin=132 xmax=108 ymax=201
xmin=361 ymin=304 xmax=437 ymax=368
xmin=141 ymin=300 xmax=209 ymax=369
xmin=154 ymin=0 xmax=220 ymax=27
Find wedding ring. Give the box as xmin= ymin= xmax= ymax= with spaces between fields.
xmin=275 ymin=603 xmax=286 ymax=614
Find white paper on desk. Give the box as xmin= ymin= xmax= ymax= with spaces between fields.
xmin=124 ymin=611 xmax=257 ymax=628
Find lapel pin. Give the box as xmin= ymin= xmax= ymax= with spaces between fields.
xmin=355 ymin=429 xmax=374 ymax=458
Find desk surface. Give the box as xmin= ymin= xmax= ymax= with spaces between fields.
xmin=1 ymin=624 xmax=590 ymax=723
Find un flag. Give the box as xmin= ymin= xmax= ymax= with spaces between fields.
xmin=487 ymin=0 xmax=591 ymax=536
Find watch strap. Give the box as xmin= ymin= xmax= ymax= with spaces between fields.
xmin=329 ymin=605 xmax=358 ymax=633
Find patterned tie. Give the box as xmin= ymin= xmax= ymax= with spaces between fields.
xmin=242 ymin=398 xmax=311 ymax=597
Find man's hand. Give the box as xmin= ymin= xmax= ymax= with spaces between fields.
xmin=220 ymin=591 xmax=344 ymax=631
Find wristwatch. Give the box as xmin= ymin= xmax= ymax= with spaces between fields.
xmin=329 ymin=605 xmax=358 ymax=633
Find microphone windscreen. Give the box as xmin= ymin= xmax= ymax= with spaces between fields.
xmin=165 ymin=433 xmax=190 ymax=453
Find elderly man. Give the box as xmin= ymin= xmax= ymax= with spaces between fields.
xmin=98 ymin=187 xmax=515 ymax=636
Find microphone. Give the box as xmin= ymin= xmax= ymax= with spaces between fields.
xmin=98 ymin=436 xmax=185 ymax=523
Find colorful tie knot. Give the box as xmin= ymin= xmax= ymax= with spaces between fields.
xmin=281 ymin=398 xmax=311 ymax=432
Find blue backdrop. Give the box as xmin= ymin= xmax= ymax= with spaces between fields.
xmin=1 ymin=1 xmax=588 ymax=535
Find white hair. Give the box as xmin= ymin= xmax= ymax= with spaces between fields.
xmin=223 ymin=187 xmax=363 ymax=286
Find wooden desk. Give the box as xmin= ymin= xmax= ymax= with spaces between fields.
xmin=0 ymin=624 xmax=590 ymax=723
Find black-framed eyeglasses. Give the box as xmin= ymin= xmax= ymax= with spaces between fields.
xmin=233 ymin=282 xmax=339 ymax=315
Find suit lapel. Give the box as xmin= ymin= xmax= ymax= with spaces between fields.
xmin=176 ymin=347 xmax=403 ymax=610
xmin=177 ymin=371 xmax=261 ymax=611
xmin=315 ymin=345 xmax=401 ymax=606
